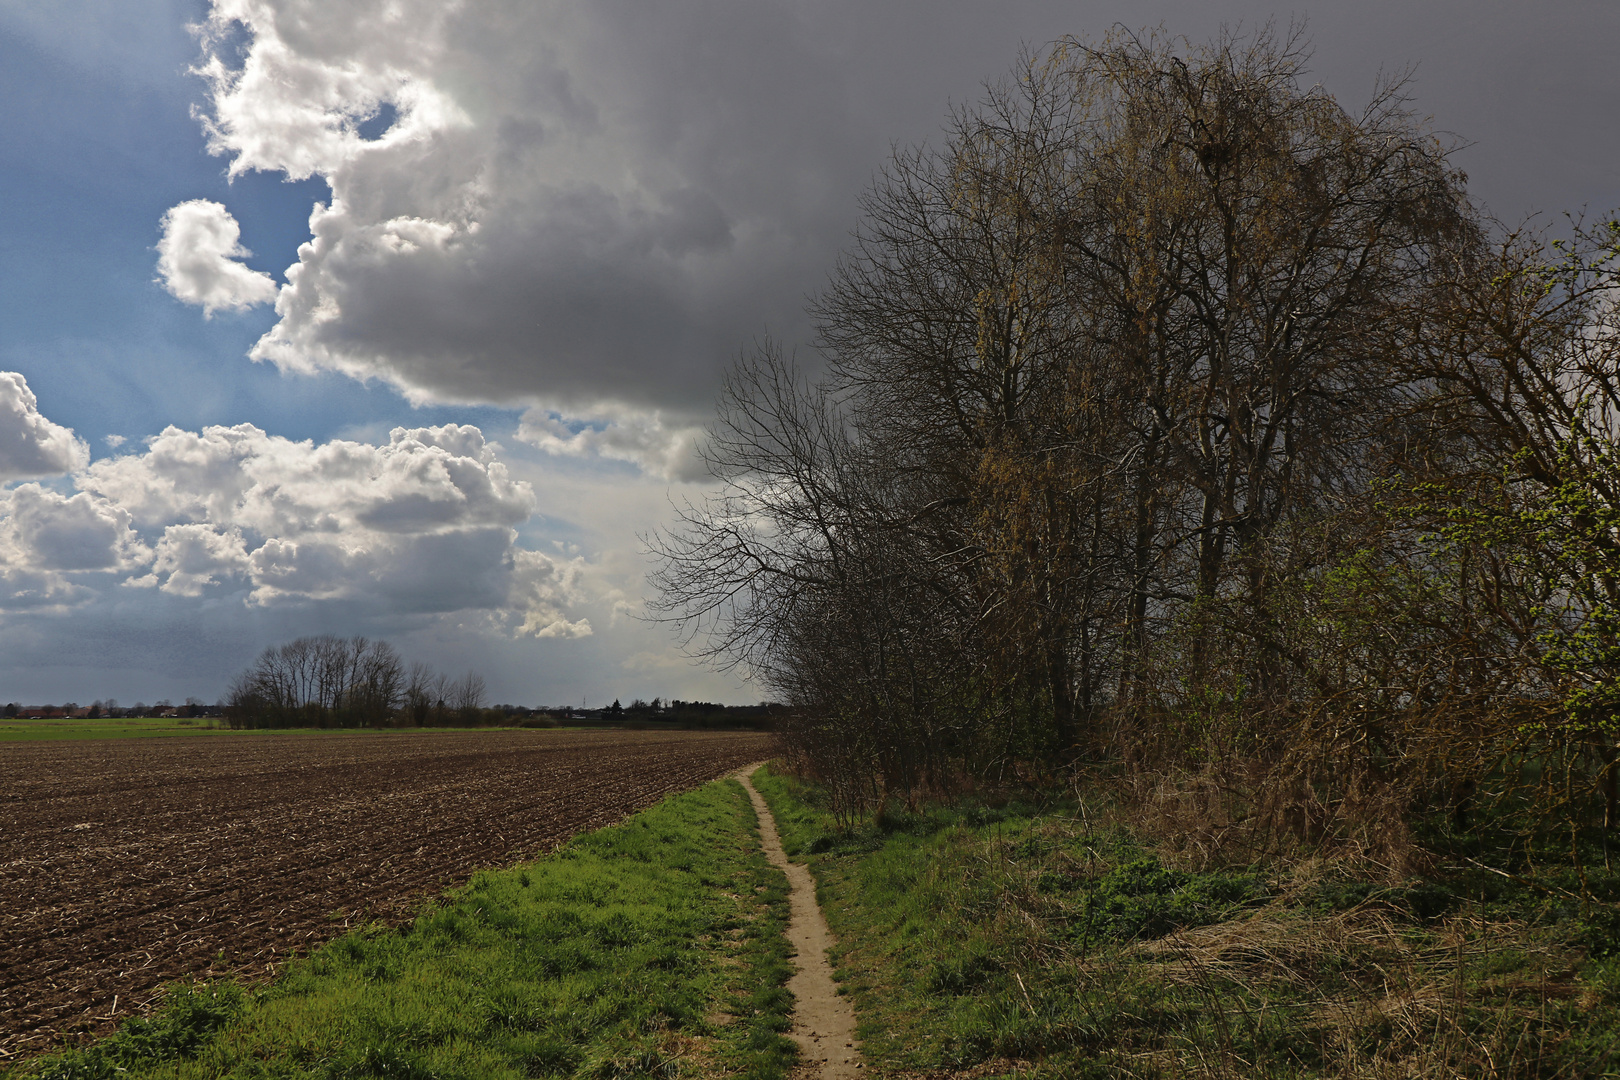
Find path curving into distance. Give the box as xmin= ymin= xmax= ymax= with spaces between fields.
xmin=738 ymin=766 xmax=863 ymax=1079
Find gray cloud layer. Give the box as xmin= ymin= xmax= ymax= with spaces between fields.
xmin=180 ymin=0 xmax=1620 ymax=432
xmin=192 ymin=0 xmax=881 ymax=415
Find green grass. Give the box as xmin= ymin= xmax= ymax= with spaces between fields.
xmin=0 ymin=717 xmax=242 ymax=740
xmin=0 ymin=720 xmax=594 ymax=741
xmin=7 ymin=778 xmax=798 ymax=1080
xmin=751 ymin=765 xmax=1620 ymax=1079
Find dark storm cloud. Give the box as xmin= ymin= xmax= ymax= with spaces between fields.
xmin=186 ymin=0 xmax=1620 ymax=424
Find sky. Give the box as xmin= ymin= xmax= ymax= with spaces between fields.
xmin=0 ymin=0 xmax=1616 ymax=708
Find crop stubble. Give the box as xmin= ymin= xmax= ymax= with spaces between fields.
xmin=0 ymin=728 xmax=775 ymax=1059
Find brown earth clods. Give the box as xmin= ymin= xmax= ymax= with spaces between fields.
xmin=0 ymin=728 xmax=776 ymax=1060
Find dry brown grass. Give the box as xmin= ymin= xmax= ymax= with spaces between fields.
xmin=1087 ymin=754 xmax=1432 ymax=881
xmin=1107 ymin=900 xmax=1592 ymax=1079
xmin=754 ymin=763 xmax=1620 ymax=1080
xmin=973 ymin=809 xmax=1602 ymax=1078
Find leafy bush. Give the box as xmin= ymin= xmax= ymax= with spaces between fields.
xmin=1305 ymin=878 xmax=1461 ymax=921
xmin=1074 ymin=857 xmax=1264 ymax=942
xmin=1580 ymin=906 xmax=1620 ymax=960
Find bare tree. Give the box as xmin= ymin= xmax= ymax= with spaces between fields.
xmin=404 ymin=660 xmax=438 ymax=726
xmin=450 ymin=671 xmax=487 ymax=715
xmin=650 ymin=26 xmax=1478 ymax=810
xmin=224 ymin=636 xmax=460 ymax=729
xmin=344 ymin=638 xmax=405 ymax=726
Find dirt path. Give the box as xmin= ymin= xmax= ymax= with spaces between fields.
xmin=737 ymin=767 xmax=863 ymax=1079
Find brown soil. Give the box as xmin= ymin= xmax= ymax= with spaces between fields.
xmin=0 ymin=728 xmax=775 ymax=1060
xmin=739 ymin=767 xmax=863 ymax=1079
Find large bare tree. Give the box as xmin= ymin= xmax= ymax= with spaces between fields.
xmin=651 ymin=25 xmax=1478 ymax=803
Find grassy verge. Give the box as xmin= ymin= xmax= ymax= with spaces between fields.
xmin=751 ymin=765 xmax=1620 ymax=1078
xmin=7 ymin=778 xmax=797 ymax=1080
xmin=0 ymin=717 xmax=238 ymax=740
xmin=0 ymin=721 xmax=622 ymax=741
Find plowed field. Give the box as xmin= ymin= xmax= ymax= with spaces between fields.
xmin=0 ymin=728 xmax=775 ymax=1059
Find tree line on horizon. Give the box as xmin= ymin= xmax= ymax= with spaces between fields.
xmin=221 ymin=634 xmax=780 ymax=730
xmin=1 ymin=677 xmax=778 ymax=729
xmin=2 ymin=698 xmax=210 ymax=720
xmin=225 ymin=634 xmax=489 ymax=729
xmin=651 ymin=27 xmax=1620 ymax=857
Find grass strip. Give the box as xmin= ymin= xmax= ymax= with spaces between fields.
xmin=8 ymin=777 xmax=797 ymax=1080
xmin=750 ymin=765 xmax=1620 ymax=1079
xmin=0 ymin=721 xmax=604 ymax=740
xmin=0 ymin=718 xmax=241 ymax=740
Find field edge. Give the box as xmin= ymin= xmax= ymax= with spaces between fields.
xmin=4 ymin=774 xmax=799 ymax=1080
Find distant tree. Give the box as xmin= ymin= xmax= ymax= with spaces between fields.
xmin=403 ymin=661 xmax=438 ymax=725
xmin=226 ymin=635 xmax=428 ymax=728
xmin=449 ymin=671 xmax=487 ymax=715
xmin=343 ymin=642 xmax=406 ymax=725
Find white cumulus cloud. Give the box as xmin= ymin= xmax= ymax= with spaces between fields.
xmin=0 ymin=372 xmax=90 ymax=481
xmin=128 ymin=524 xmax=252 ymax=597
xmin=0 ymin=566 xmax=88 ymax=610
xmin=0 ymin=413 xmax=596 ymax=634
xmin=517 ymin=408 xmax=708 ymax=482
xmin=510 ymin=548 xmax=591 ymax=638
xmin=3 ymin=486 xmax=149 ymax=572
xmin=0 ymin=485 xmax=151 ymax=610
xmin=156 ymin=198 xmax=279 ymax=315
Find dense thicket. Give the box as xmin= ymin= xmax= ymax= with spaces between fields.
xmin=651 ymin=28 xmax=1620 ymax=854
xmin=224 ymin=635 xmax=486 ymax=728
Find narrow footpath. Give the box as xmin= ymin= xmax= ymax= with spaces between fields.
xmin=737 ymin=767 xmax=864 ymax=1079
